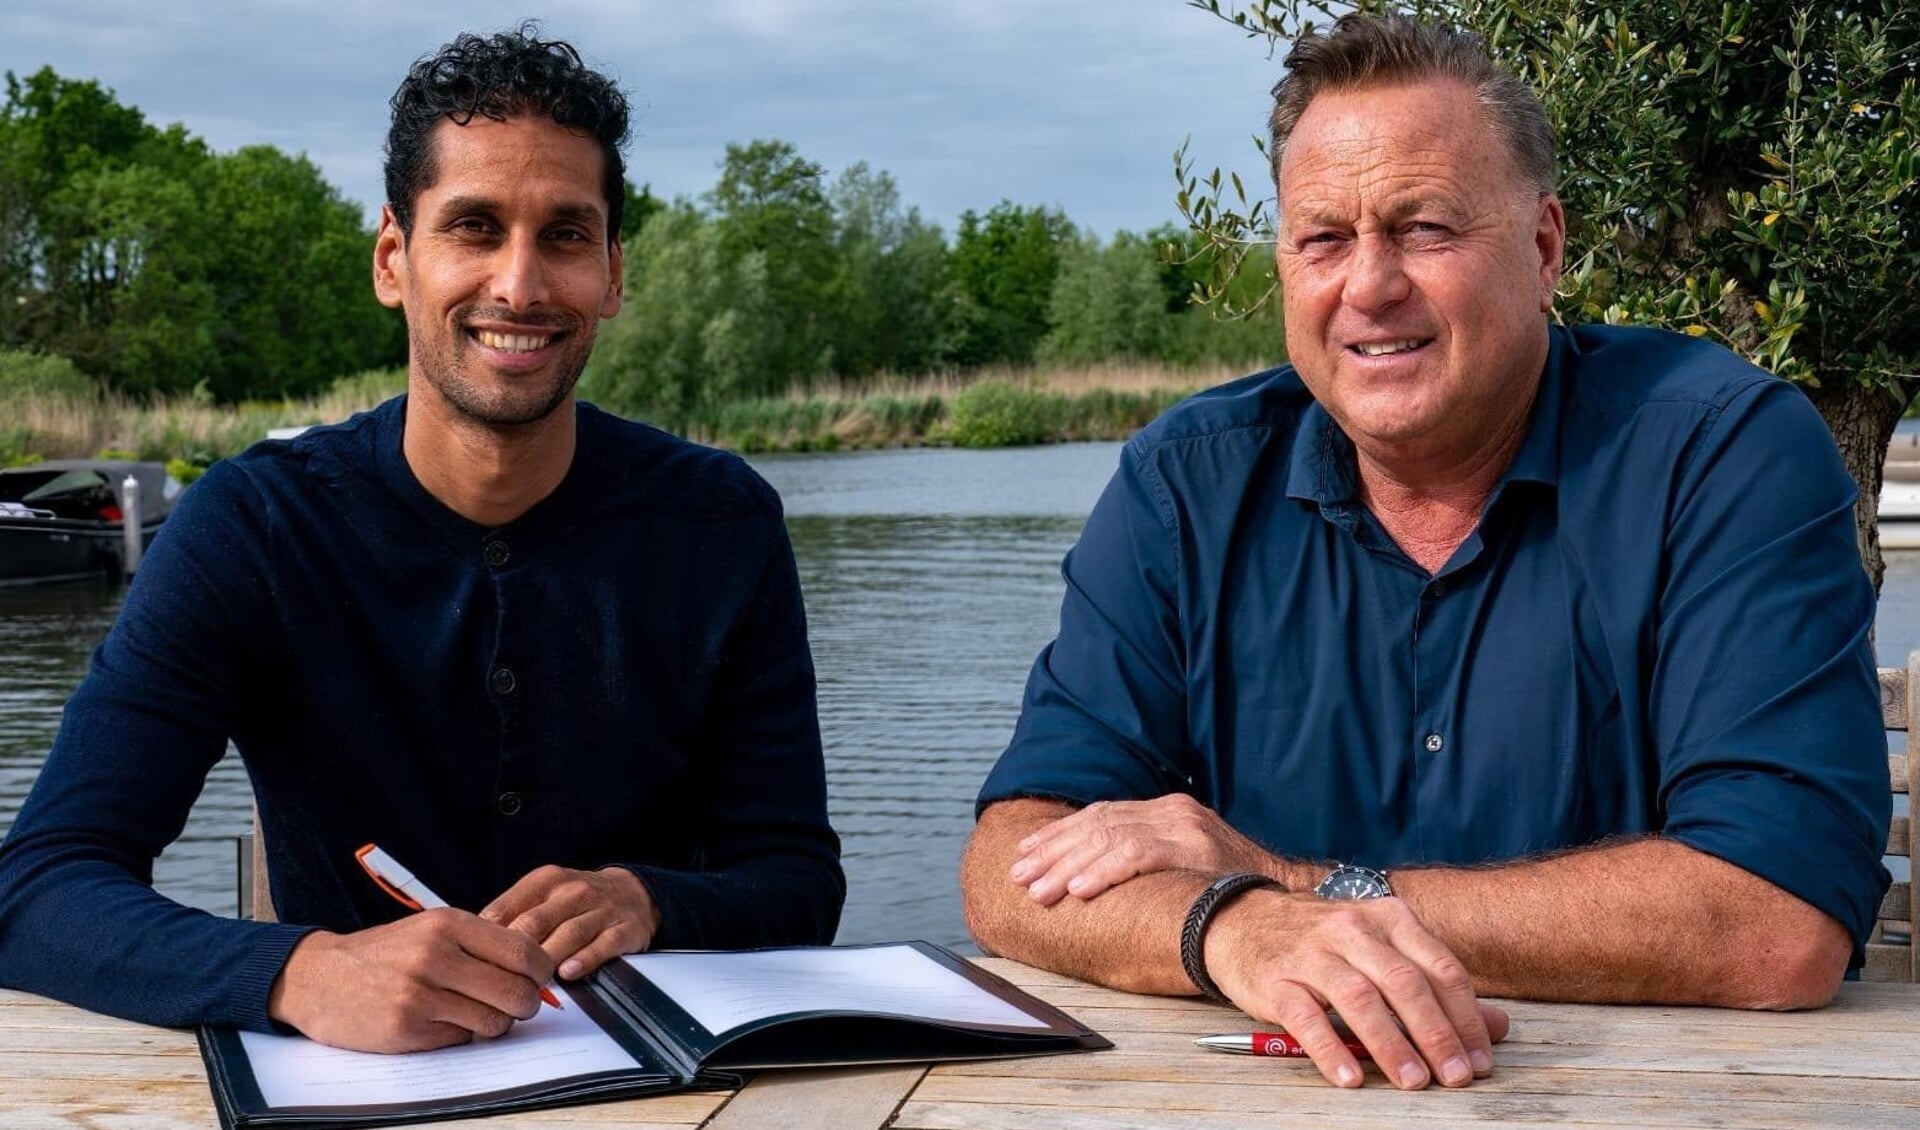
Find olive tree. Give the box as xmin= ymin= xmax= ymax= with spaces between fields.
xmin=1179 ymin=0 xmax=1918 ymax=587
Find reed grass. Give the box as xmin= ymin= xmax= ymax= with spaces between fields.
xmin=0 ymin=361 xmax=1247 ymax=469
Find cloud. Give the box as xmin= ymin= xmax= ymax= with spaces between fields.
xmin=0 ymin=0 xmax=1282 ymax=236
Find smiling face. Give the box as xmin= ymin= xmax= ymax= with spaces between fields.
xmin=1275 ymin=78 xmax=1563 ymax=470
xmin=373 ymin=115 xmax=623 ymax=430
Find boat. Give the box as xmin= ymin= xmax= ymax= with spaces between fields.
xmin=0 ymin=461 xmax=180 ymax=586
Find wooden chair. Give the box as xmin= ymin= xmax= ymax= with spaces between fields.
xmin=250 ymin=808 xmax=275 ymax=923
xmin=1868 ymin=656 xmax=1919 ymax=980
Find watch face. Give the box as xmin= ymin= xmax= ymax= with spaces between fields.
xmin=1317 ymin=866 xmax=1391 ymax=900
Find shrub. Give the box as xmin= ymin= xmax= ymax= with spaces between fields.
xmin=0 ymin=350 xmax=97 ymax=401
xmin=327 ymin=366 xmax=407 ymax=403
xmin=166 ymin=456 xmax=209 ymax=486
xmin=949 ymin=381 xmax=1061 ymax=448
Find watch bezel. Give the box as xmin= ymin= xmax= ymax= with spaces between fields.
xmin=1315 ymin=863 xmax=1394 ymax=900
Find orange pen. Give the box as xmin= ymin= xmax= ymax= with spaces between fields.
xmin=355 ymin=843 xmax=564 ymax=1010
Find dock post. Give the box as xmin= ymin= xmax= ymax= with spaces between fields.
xmin=121 ymin=474 xmax=142 ymax=576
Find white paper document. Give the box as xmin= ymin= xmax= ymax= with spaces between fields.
xmin=236 ymin=995 xmax=640 ymax=1109
xmin=624 ymin=944 xmax=1055 ymax=1035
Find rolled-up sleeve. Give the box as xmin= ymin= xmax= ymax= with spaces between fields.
xmin=977 ymin=440 xmax=1194 ymax=814
xmin=1653 ymin=380 xmax=1891 ymax=958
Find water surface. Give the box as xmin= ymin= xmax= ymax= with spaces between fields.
xmin=0 ymin=439 xmax=1908 ymax=942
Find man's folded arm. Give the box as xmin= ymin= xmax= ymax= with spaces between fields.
xmin=1392 ymin=839 xmax=1851 ymax=1009
xmin=965 ymin=797 xmax=1206 ymax=993
xmin=980 ymin=792 xmax=1854 ymax=1010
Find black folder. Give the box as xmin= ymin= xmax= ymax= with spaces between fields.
xmin=197 ymin=940 xmax=1110 ymax=1129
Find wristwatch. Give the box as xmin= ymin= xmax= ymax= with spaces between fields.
xmin=1314 ymin=863 xmax=1393 ymax=900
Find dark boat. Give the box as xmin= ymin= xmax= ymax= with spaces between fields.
xmin=0 ymin=461 xmax=180 ymax=586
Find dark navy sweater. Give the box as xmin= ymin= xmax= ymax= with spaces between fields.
xmin=0 ymin=397 xmax=844 ymax=1031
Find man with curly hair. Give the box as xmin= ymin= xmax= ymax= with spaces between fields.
xmin=0 ymin=26 xmax=844 ymax=1052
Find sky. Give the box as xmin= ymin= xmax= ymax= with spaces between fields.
xmin=0 ymin=0 xmax=1288 ymax=238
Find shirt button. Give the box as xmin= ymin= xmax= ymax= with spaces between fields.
xmin=1428 ymin=580 xmax=1446 ymax=598
xmin=1424 ymin=733 xmax=1445 ymax=753
xmin=483 ymin=539 xmax=510 ymax=568
xmin=497 ymin=791 xmax=523 ymax=816
xmin=490 ymin=667 xmax=517 ymax=696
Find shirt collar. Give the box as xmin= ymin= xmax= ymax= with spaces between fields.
xmin=1283 ymin=323 xmax=1570 ymax=506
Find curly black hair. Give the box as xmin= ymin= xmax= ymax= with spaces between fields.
xmin=384 ymin=22 xmax=630 ymax=241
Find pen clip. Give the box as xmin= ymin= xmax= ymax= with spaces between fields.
xmin=355 ymin=842 xmax=424 ymax=911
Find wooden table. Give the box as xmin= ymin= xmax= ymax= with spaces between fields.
xmin=4 ymin=959 xmax=1918 ymax=1129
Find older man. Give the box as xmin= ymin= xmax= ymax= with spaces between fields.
xmin=961 ymin=12 xmax=1890 ymax=1093
xmin=0 ymin=26 xmax=842 ymax=1053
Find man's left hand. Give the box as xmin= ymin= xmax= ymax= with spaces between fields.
xmin=1008 ymin=794 xmax=1279 ymax=904
xmin=482 ymin=865 xmax=663 ymax=981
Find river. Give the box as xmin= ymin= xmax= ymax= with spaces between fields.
xmin=0 ymin=440 xmax=1910 ymax=947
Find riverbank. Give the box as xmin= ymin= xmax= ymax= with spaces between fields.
xmin=0 ymin=361 xmax=1251 ymax=475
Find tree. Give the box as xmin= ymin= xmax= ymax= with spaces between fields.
xmin=0 ymin=68 xmax=402 ymax=401
xmin=1181 ymin=1 xmax=1918 ymax=587
xmin=1041 ymin=231 xmax=1174 ymax=364
xmin=827 ymin=162 xmax=951 ymax=377
xmin=200 ymin=146 xmax=399 ymax=401
xmin=948 ymin=202 xmax=1077 ymax=367
xmin=709 ymin=140 xmax=840 ymax=387
xmin=620 ymin=181 xmax=664 ymax=245
xmin=582 ymin=204 xmax=777 ymax=422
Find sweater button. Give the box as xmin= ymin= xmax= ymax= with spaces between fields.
xmin=490 ymin=667 xmax=517 ymax=696
xmin=483 ymin=539 xmax=510 ymax=568
xmin=497 ymin=791 xmax=522 ymax=816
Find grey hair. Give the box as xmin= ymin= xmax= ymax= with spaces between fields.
xmin=1268 ymin=10 xmax=1556 ymax=194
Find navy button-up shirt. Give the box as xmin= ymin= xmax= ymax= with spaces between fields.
xmin=980 ymin=324 xmax=1891 ymax=955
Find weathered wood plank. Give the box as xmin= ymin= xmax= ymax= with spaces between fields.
xmin=1862 ymin=942 xmax=1917 ymax=983
xmin=250 ymin=806 xmax=275 ymax=922
xmin=0 ymin=1075 xmax=720 ymax=1126
xmin=1019 ymin=991 xmax=1920 ymax=1037
xmin=1894 ymin=754 xmax=1912 ymax=795
xmin=0 ymin=1052 xmax=210 ymax=1083
xmin=700 ymin=1065 xmax=926 ymax=1130
xmin=1890 ymin=813 xmax=1910 ymax=857
xmin=0 ymin=1080 xmax=216 ymax=1130
xmin=0 ymin=1027 xmax=205 ymax=1056
xmin=1881 ymin=668 xmax=1907 ymax=731
xmin=894 ymin=1100 xmax=1685 ymax=1130
xmin=928 ymin=1058 xmax=1920 ymax=1107
xmin=1881 ymin=881 xmax=1913 ymax=924
xmin=946 ymin=1021 xmax=1920 ymax=1080
xmin=912 ymin=1074 xmax=1917 ymax=1128
xmin=979 ymin=960 xmax=1920 ymax=1017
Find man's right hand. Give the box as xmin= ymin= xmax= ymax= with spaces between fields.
xmin=1205 ymin=888 xmax=1507 ymax=1090
xmin=268 ymin=909 xmax=557 ymax=1052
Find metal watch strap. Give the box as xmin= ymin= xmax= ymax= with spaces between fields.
xmin=1179 ymin=871 xmax=1285 ymax=1002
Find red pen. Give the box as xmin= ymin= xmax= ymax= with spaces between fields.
xmin=1195 ymin=1031 xmax=1371 ymax=1059
xmin=356 ymin=843 xmax=564 ymax=1011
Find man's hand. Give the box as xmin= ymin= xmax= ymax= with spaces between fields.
xmin=482 ymin=865 xmax=662 ymax=981
xmin=1206 ymin=888 xmax=1507 ymax=1090
xmin=268 ymin=910 xmax=555 ymax=1053
xmin=1009 ymin=794 xmax=1280 ymax=904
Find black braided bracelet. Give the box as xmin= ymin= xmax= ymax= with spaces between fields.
xmin=1180 ymin=871 xmax=1285 ymax=1002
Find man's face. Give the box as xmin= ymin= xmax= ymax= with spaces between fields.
xmin=1275 ymin=79 xmax=1563 ymax=464
xmin=373 ymin=115 xmax=623 ymax=429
